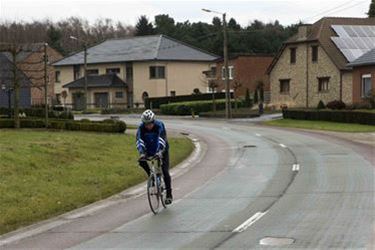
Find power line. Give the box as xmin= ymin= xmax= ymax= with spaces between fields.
xmin=303 ymin=0 xmax=368 ymax=23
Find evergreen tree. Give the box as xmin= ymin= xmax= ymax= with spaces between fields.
xmin=368 ymin=0 xmax=375 ymax=17
xmin=47 ymin=25 xmax=64 ymax=54
xmin=254 ymin=89 xmax=259 ymax=104
xmin=135 ymin=15 xmax=155 ymax=36
xmin=245 ymin=88 xmax=252 ymax=107
xmin=154 ymin=14 xmax=176 ymax=36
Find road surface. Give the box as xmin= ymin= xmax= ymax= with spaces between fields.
xmin=2 ymin=116 xmax=374 ymax=249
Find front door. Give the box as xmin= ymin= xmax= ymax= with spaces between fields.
xmin=72 ymin=93 xmax=85 ymax=110
xmin=94 ymin=92 xmax=109 ymax=108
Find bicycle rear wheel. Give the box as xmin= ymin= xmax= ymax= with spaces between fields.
xmin=147 ymin=175 xmax=160 ymax=214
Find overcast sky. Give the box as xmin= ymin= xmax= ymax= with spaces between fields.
xmin=0 ymin=0 xmax=370 ymax=26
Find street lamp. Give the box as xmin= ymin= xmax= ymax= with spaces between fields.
xmin=70 ymin=36 xmax=88 ymax=111
xmin=202 ymin=8 xmax=231 ymax=119
xmin=1 ymin=82 xmax=12 ymax=118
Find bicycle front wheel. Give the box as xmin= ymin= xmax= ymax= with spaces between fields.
xmin=147 ymin=175 xmax=160 ymax=214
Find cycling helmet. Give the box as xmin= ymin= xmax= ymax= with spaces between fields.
xmin=141 ymin=109 xmax=155 ymax=124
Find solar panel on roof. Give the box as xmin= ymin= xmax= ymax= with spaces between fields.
xmin=331 ymin=25 xmax=375 ymax=62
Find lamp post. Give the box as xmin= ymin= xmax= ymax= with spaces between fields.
xmin=70 ymin=36 xmax=88 ymax=110
xmin=202 ymin=8 xmax=231 ymax=119
xmin=1 ymin=82 xmax=13 ymax=118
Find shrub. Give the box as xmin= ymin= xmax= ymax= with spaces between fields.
xmin=317 ymin=100 xmax=326 ymax=109
xmin=0 ymin=119 xmax=15 ymax=128
xmin=80 ymin=119 xmax=91 ymax=123
xmin=102 ymin=119 xmax=116 ymax=124
xmin=0 ymin=108 xmax=74 ymax=119
xmin=0 ymin=118 xmax=127 ymax=133
xmin=282 ymin=109 xmax=375 ymax=125
xmin=326 ymin=100 xmax=346 ymax=110
xmin=160 ymin=99 xmax=245 ymax=115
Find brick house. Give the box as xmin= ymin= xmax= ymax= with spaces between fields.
xmin=347 ymin=48 xmax=375 ymax=103
xmin=16 ymin=44 xmax=63 ymax=106
xmin=204 ymin=54 xmax=273 ymax=101
xmin=267 ymin=17 xmax=375 ymax=108
xmin=53 ymin=35 xmax=218 ymax=109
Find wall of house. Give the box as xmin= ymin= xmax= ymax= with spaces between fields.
xmin=216 ymin=56 xmax=273 ymax=97
xmin=18 ymin=46 xmax=63 ymax=106
xmin=69 ymin=87 xmax=127 ymax=108
xmin=270 ymin=43 xmax=343 ymax=108
xmin=132 ymin=61 xmax=211 ymax=104
xmin=352 ymin=65 xmax=375 ymax=103
xmin=55 ymin=61 xmax=211 ymax=106
xmin=54 ymin=65 xmax=74 ymax=104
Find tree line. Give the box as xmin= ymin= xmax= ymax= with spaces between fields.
xmin=0 ymin=15 xmax=300 ymax=56
xmin=1 ymin=0 xmax=374 ymax=57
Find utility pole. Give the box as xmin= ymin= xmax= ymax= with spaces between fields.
xmin=11 ymin=45 xmax=20 ymax=128
xmin=222 ymin=13 xmax=231 ymax=119
xmin=44 ymin=43 xmax=49 ymax=127
xmin=202 ymin=8 xmax=231 ymax=119
xmin=83 ymin=44 xmax=88 ymax=110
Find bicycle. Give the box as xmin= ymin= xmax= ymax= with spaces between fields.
xmin=141 ymin=155 xmax=167 ymax=214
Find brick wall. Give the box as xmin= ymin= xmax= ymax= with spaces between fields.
xmin=18 ymin=46 xmax=63 ymax=106
xmin=351 ymin=65 xmax=375 ymax=103
xmin=269 ymin=43 xmax=346 ymax=108
xmin=215 ymin=55 xmax=273 ymax=97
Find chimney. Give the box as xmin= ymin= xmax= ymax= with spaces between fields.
xmin=297 ymin=24 xmax=312 ymax=40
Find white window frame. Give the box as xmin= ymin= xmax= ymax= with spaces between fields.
xmin=361 ymin=74 xmax=372 ymax=98
xmin=222 ymin=66 xmax=234 ymax=80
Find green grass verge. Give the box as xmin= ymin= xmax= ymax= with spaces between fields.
xmin=0 ymin=130 xmax=194 ymax=235
xmin=263 ymin=119 xmax=375 ymax=132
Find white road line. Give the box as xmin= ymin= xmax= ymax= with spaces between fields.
xmin=255 ymin=133 xmax=262 ymax=137
xmin=292 ymin=164 xmax=300 ymax=172
xmin=233 ymin=211 xmax=268 ymax=233
xmin=279 ymin=143 xmax=287 ymax=148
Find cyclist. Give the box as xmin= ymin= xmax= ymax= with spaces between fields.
xmin=136 ymin=109 xmax=173 ymax=205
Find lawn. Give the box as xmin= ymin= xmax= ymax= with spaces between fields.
xmin=263 ymin=119 xmax=375 ymax=132
xmin=0 ymin=130 xmax=194 ymax=235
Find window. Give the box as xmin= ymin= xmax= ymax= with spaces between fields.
xmin=149 ymin=66 xmax=165 ymax=79
xmin=312 ymin=46 xmax=318 ymax=62
xmin=318 ymin=77 xmax=329 ymax=92
xmin=279 ymin=79 xmax=290 ymax=93
xmin=290 ymin=47 xmax=296 ymax=64
xmin=362 ymin=74 xmax=372 ymax=97
xmin=170 ymin=91 xmax=176 ymax=97
xmin=222 ymin=66 xmax=234 ymax=80
xmin=115 ymin=91 xmax=123 ymax=98
xmin=87 ymin=69 xmax=99 ymax=75
xmin=55 ymin=71 xmax=61 ymax=83
xmin=106 ymin=68 xmax=120 ymax=74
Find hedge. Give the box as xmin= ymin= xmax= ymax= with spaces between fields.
xmin=0 ymin=119 xmax=127 ymax=133
xmin=160 ymin=99 xmax=246 ymax=115
xmin=282 ymin=109 xmax=375 ymax=125
xmin=145 ymin=92 xmax=233 ymax=109
xmin=0 ymin=107 xmax=74 ymax=119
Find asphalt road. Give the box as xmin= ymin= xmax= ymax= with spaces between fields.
xmin=3 ymin=116 xmax=374 ymax=249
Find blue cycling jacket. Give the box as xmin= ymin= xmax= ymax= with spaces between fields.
xmin=136 ymin=120 xmax=168 ymax=156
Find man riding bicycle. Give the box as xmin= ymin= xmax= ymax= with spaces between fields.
xmin=136 ymin=109 xmax=173 ymax=205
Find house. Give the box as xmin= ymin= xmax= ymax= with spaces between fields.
xmin=347 ymin=48 xmax=375 ymax=103
xmin=53 ymin=35 xmax=218 ymax=109
xmin=0 ymin=53 xmax=32 ymax=108
xmin=1 ymin=44 xmax=63 ymax=106
xmin=268 ymin=17 xmax=375 ymax=108
xmin=206 ymin=54 xmax=273 ymax=102
xmin=63 ymin=74 xmax=127 ymax=110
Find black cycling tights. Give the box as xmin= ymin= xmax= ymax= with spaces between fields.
xmin=139 ymin=150 xmax=171 ymax=192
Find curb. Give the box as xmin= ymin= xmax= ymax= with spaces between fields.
xmin=0 ymin=133 xmax=205 ymax=247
